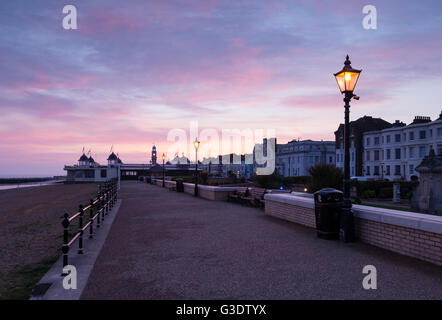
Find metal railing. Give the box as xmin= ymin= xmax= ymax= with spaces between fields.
xmin=61 ymin=179 xmax=118 ymax=275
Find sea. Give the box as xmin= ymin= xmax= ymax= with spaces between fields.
xmin=0 ymin=174 xmax=65 ymax=191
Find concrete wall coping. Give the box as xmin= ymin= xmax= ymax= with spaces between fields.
xmin=265 ymin=193 xmax=442 ymax=235
xmin=152 ymin=179 xmax=238 ymax=192
xmin=182 ymin=182 xmax=237 ymax=192
xmin=265 ymin=193 xmax=315 ymax=209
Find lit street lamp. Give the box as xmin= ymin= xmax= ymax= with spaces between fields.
xmin=162 ymin=153 xmax=166 ymax=187
xmin=193 ymin=138 xmax=200 ymax=196
xmin=334 ymin=55 xmax=361 ymax=242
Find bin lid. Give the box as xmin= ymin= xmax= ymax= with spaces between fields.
xmin=314 ymin=188 xmax=343 ymax=203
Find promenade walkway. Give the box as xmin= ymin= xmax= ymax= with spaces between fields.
xmin=81 ymin=181 xmax=442 ymax=299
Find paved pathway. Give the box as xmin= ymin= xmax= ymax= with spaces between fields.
xmin=81 ymin=181 xmax=442 ymax=299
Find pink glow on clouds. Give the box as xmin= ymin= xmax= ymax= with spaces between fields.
xmin=1 ymin=1 xmax=442 ymax=174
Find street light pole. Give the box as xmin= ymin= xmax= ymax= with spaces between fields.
xmin=194 ymin=138 xmax=200 ymax=197
xmin=344 ymin=93 xmax=351 ymax=200
xmin=162 ymin=153 xmax=165 ymax=187
xmin=334 ymin=55 xmax=361 ymax=243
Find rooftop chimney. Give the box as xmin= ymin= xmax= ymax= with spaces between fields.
xmin=392 ymin=120 xmax=406 ymax=127
xmin=412 ymin=116 xmax=432 ymax=124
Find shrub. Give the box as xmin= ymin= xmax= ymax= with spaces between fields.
xmin=352 ymin=196 xmax=362 ymax=204
xmin=352 ymin=180 xmax=419 ymax=199
xmin=307 ymin=164 xmax=343 ymax=193
xmin=171 ymin=175 xmax=194 ymax=183
xmin=254 ymin=172 xmax=283 ymax=189
xmin=378 ymin=187 xmax=393 ymax=199
xmin=199 ymin=172 xmax=209 ymax=185
xmin=282 ymin=176 xmax=312 ymax=186
xmin=361 ymin=190 xmax=376 ymax=199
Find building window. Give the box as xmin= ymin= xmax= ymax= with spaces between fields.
xmin=329 ymin=156 xmax=333 ymax=163
xmin=409 ymin=147 xmax=415 ymax=159
xmin=395 ymin=134 xmax=401 ymax=143
xmin=438 ymin=144 xmax=442 ymax=156
xmin=85 ymin=170 xmax=95 ymax=178
xmin=366 ymin=166 xmax=371 ymax=176
xmin=395 ymin=148 xmax=401 ymax=160
xmin=386 ymin=165 xmax=390 ymax=176
xmin=394 ymin=165 xmax=401 ymax=176
xmin=419 ymin=130 xmax=426 ymax=139
xmin=374 ymin=137 xmax=380 ymax=145
xmin=101 ymin=170 xmax=107 ymax=178
xmin=366 ymin=151 xmax=370 ymax=161
xmin=386 ymin=135 xmax=391 ymax=143
xmin=374 ymin=166 xmax=380 ymax=176
xmin=351 ymin=152 xmax=354 ymax=162
xmin=409 ymin=164 xmax=414 ymax=175
xmin=366 ymin=137 xmax=370 ymax=146
xmin=419 ymin=146 xmax=426 ymax=158
xmin=409 ymin=131 xmax=414 ymax=140
xmin=437 ymin=128 xmax=442 ymax=137
xmin=386 ymin=149 xmax=391 ymax=160
xmin=374 ymin=150 xmax=380 ymax=161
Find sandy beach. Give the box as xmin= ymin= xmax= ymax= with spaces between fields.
xmin=0 ymin=183 xmax=98 ymax=299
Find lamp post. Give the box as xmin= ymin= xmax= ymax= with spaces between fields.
xmin=193 ymin=138 xmax=200 ymax=196
xmin=334 ymin=55 xmax=361 ymax=242
xmin=162 ymin=153 xmax=166 ymax=187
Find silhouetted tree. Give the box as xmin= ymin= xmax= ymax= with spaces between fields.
xmin=307 ymin=164 xmax=343 ymax=193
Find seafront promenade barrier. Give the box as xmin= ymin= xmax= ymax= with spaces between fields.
xmin=61 ymin=178 xmax=118 ymax=274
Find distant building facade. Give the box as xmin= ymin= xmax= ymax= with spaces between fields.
xmin=201 ymin=154 xmax=254 ymax=179
xmin=335 ymin=115 xmax=392 ymax=177
xmin=363 ymin=112 xmax=442 ymax=181
xmin=65 ymin=149 xmax=199 ymax=183
xmin=65 ymin=152 xmax=120 ymax=183
xmin=275 ymin=139 xmax=336 ymax=177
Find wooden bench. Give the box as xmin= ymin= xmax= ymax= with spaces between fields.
xmin=241 ymin=188 xmax=267 ymax=208
xmin=228 ymin=187 xmax=248 ymax=203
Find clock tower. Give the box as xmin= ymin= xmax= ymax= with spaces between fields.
xmin=151 ymin=145 xmax=157 ymax=165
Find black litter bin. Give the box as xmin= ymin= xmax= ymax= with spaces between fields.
xmin=314 ymin=188 xmax=343 ymax=240
xmin=176 ymin=178 xmax=184 ymax=192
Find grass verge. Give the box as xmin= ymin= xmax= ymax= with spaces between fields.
xmin=0 ymin=254 xmax=59 ymax=300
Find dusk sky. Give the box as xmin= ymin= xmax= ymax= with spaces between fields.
xmin=1 ymin=0 xmax=442 ymax=175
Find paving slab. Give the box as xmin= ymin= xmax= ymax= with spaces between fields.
xmin=81 ymin=181 xmax=442 ymax=300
